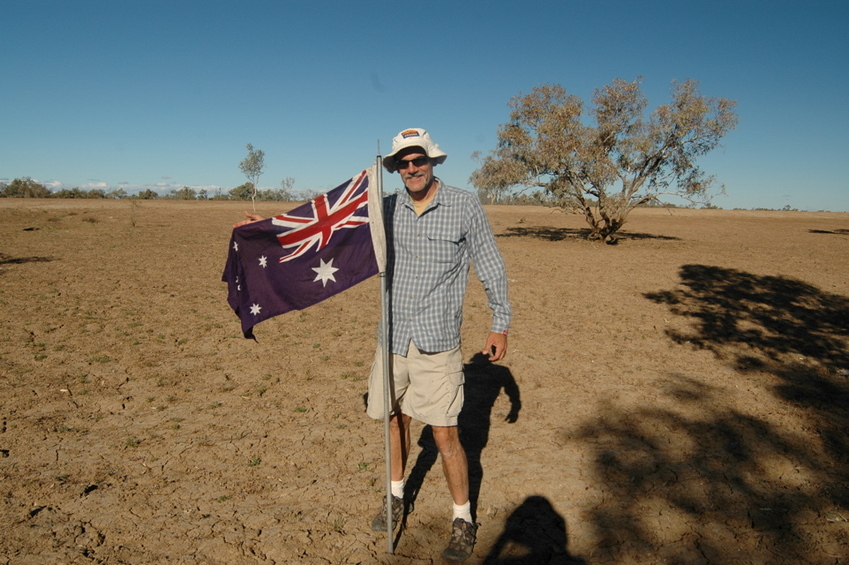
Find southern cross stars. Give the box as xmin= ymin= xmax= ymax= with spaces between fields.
xmin=312 ymin=258 xmax=339 ymax=287
xmin=246 ymin=257 xmax=341 ymax=320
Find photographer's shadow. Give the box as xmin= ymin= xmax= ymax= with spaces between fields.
xmin=406 ymin=353 xmax=521 ymax=518
xmin=483 ymin=496 xmax=587 ymax=564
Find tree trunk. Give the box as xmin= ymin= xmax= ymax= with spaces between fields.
xmin=582 ymin=204 xmax=625 ymax=244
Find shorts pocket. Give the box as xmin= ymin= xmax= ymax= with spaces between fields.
xmin=447 ymin=363 xmax=465 ymax=385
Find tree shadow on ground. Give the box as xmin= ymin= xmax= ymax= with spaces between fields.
xmin=406 ymin=353 xmax=521 ymax=521
xmin=0 ymin=253 xmax=53 ymax=266
xmin=647 ymin=264 xmax=849 ymax=373
xmin=497 ymin=226 xmax=679 ymax=242
xmin=568 ymin=264 xmax=848 ymax=562
xmin=809 ymin=228 xmax=849 ymax=235
xmin=483 ymin=495 xmax=588 ymax=564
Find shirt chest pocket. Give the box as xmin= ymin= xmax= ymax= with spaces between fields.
xmin=423 ymin=230 xmax=464 ymax=264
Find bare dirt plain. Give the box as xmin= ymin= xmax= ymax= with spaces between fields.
xmin=1 ymin=198 xmax=847 ymax=565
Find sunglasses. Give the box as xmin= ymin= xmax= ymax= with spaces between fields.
xmin=395 ymin=156 xmax=430 ymax=170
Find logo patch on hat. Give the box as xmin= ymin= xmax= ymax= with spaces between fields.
xmin=401 ymin=129 xmax=420 ymax=139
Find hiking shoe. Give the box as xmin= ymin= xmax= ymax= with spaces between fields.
xmin=442 ymin=518 xmax=477 ymax=562
xmin=371 ymin=495 xmax=404 ymax=532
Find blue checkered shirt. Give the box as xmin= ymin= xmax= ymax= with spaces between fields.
xmin=383 ymin=181 xmax=511 ymax=355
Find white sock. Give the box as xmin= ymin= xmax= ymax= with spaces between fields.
xmin=391 ymin=479 xmax=405 ymax=499
xmin=452 ymin=501 xmax=472 ymax=523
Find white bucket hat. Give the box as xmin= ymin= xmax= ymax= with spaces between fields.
xmin=383 ymin=128 xmax=448 ymax=172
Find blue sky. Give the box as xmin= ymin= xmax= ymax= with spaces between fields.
xmin=2 ymin=0 xmax=847 ymax=211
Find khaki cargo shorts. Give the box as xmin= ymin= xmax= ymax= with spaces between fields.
xmin=366 ymin=342 xmax=464 ymax=427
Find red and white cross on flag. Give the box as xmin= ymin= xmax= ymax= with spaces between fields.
xmin=272 ymin=169 xmax=370 ymax=263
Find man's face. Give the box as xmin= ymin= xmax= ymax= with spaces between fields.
xmin=396 ymin=149 xmax=435 ymax=197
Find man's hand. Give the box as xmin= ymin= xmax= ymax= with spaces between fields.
xmin=232 ymin=211 xmax=265 ymax=228
xmin=482 ymin=332 xmax=508 ymax=362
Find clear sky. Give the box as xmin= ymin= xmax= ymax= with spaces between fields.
xmin=2 ymin=0 xmax=847 ymax=211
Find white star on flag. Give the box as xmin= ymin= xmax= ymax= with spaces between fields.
xmin=312 ymin=258 xmax=339 ymax=287
xmin=250 ymin=303 xmax=262 ymax=315
xmin=259 ymin=256 xmax=268 ymax=268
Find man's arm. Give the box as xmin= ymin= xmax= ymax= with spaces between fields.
xmin=465 ymin=197 xmax=512 ymax=360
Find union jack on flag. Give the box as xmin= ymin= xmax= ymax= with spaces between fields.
xmin=272 ymin=169 xmax=369 ymax=263
xmin=222 ymin=166 xmax=385 ymax=339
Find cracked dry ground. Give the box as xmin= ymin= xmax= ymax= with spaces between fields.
xmin=1 ymin=199 xmax=847 ymax=564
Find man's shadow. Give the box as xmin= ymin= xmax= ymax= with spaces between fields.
xmin=406 ymin=353 xmax=521 ymax=519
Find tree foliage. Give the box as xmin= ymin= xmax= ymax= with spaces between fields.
xmin=229 ymin=180 xmax=297 ymax=202
xmin=471 ymin=78 xmax=738 ymax=243
xmin=170 ymin=186 xmax=198 ymax=200
xmin=277 ymin=176 xmax=296 ymax=201
xmin=229 ymin=182 xmax=255 ymax=201
xmin=238 ymin=143 xmax=265 ymax=211
xmin=0 ymin=172 xmax=298 ymax=202
xmin=1 ymin=177 xmax=51 ymax=198
xmin=136 ymin=189 xmax=158 ymax=200
xmin=52 ymin=187 xmax=105 ymax=198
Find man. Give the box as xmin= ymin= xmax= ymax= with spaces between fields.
xmin=367 ymin=128 xmax=511 ymax=562
xmin=233 ymin=128 xmax=511 ymax=562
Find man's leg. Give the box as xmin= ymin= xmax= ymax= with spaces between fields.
xmin=431 ymin=425 xmax=469 ymax=507
xmin=368 ymin=342 xmax=412 ymax=532
xmin=433 ymin=425 xmax=477 ymax=562
xmin=371 ymin=412 xmax=412 ymax=532
xmin=389 ymin=413 xmax=412 ymax=481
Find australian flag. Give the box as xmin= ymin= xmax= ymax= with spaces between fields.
xmin=223 ymin=167 xmax=385 ymax=338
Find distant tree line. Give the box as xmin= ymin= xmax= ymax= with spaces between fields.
xmin=476 ymin=187 xmax=717 ymax=209
xmin=0 ymin=177 xmax=302 ymax=201
xmin=1 ymin=177 xmax=811 ymax=212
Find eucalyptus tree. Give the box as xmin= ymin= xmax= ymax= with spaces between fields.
xmin=239 ymin=143 xmax=266 ymax=212
xmin=472 ymin=78 xmax=738 ymax=243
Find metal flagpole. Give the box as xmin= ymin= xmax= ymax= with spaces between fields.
xmin=376 ymin=152 xmax=394 ymax=553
